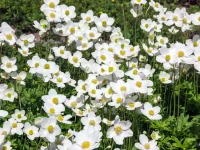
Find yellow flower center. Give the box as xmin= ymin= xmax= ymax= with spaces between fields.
xmin=101 ymin=68 xmax=105 ymax=73
xmin=60 ymin=50 xmax=64 ymax=54
xmin=116 ymin=98 xmax=122 ymax=104
xmin=82 ymin=84 xmax=86 ymax=90
xmin=182 ymin=18 xmax=187 ymax=24
xmin=144 ymin=143 xmax=150 ymax=149
xmin=132 ymin=70 xmax=138 ymax=75
xmin=50 ymin=13 xmax=56 ymax=18
xmin=47 ymin=125 xmax=54 ymax=133
xmin=102 ymin=21 xmax=107 ymax=27
xmin=161 ymin=16 xmax=165 ymax=21
xmin=49 ymin=2 xmax=55 ymax=8
xmin=56 ymin=78 xmax=63 ymax=83
xmin=44 ymin=64 xmax=50 ymax=69
xmin=193 ymin=41 xmax=198 ymax=47
xmin=120 ymin=86 xmax=127 ymax=92
xmin=115 ymin=126 xmax=122 ymax=134
xmin=82 ymin=43 xmax=87 ymax=48
xmin=154 ymin=3 xmax=159 ymax=8
xmin=129 ymin=102 xmax=135 ymax=108
xmin=89 ymin=32 xmax=95 ymax=38
xmin=42 ymin=24 xmax=47 ymax=29
xmin=92 ymin=79 xmax=98 ymax=84
xmin=72 ymin=57 xmax=78 ymax=63
xmin=91 ymin=89 xmax=96 ymax=94
xmin=86 ymin=17 xmax=91 ymax=22
xmin=89 ymin=120 xmax=96 ymax=126
xmin=7 ymin=93 xmax=12 ymax=98
xmin=12 ymin=123 xmax=17 ymax=128
xmin=148 ymin=110 xmax=155 ymax=116
xmin=79 ymin=110 xmax=83 ymax=115
xmin=35 ymin=63 xmax=39 ymax=68
xmin=6 ymin=34 xmax=12 ymax=40
xmin=28 ymin=130 xmax=34 ymax=135
xmin=58 ymin=115 xmax=64 ymax=121
xmin=120 ymin=50 xmax=126 ymax=56
xmin=121 ymin=44 xmax=125 ymax=49
xmin=165 ymin=55 xmax=171 ymax=61
xmin=24 ymin=40 xmax=29 ymax=45
xmin=22 ymin=51 xmax=27 ymax=54
xmin=49 ymin=108 xmax=55 ymax=114
xmin=198 ymin=56 xmax=200 ymax=61
xmin=6 ymin=62 xmax=12 ymax=68
xmin=2 ymin=131 xmax=7 ymax=135
xmin=149 ymin=34 xmax=154 ymax=40
xmin=82 ymin=141 xmax=90 ymax=149
xmin=147 ymin=49 xmax=152 ymax=53
xmin=3 ymin=146 xmax=7 ymax=150
xmin=198 ymin=16 xmax=200 ymax=21
xmin=71 ymin=101 xmax=77 ymax=107
xmin=65 ymin=10 xmax=70 ymax=16
xmin=100 ymin=55 xmax=106 ymax=60
xmin=52 ymin=98 xmax=58 ymax=104
xmin=145 ymin=24 xmax=149 ymax=28
xmin=136 ymin=81 xmax=142 ymax=88
xmin=173 ymin=16 xmax=178 ymax=21
xmin=70 ymin=28 xmax=75 ymax=34
xmin=17 ymin=114 xmax=22 ymax=118
xmin=178 ymin=51 xmax=184 ymax=57
xmin=161 ymin=78 xmax=166 ymax=82
xmin=108 ymin=66 xmax=114 ymax=72
xmin=108 ymin=88 xmax=113 ymax=94
xmin=160 ymin=39 xmax=164 ymax=44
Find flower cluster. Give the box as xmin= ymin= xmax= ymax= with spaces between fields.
xmin=0 ymin=0 xmax=200 ymax=149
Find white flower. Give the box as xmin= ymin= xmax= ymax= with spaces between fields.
xmin=40 ymin=0 xmax=60 ymax=11
xmin=11 ymin=109 xmax=27 ymax=122
xmin=44 ymin=9 xmax=62 ymax=22
xmin=0 ymin=110 xmax=8 ymax=118
xmin=33 ymin=19 xmax=50 ymax=36
xmin=16 ymin=34 xmax=35 ymax=48
xmin=3 ymin=88 xmax=18 ymax=102
xmin=10 ymin=71 xmax=27 ymax=85
xmin=156 ymin=47 xmax=178 ymax=70
xmin=1 ymin=56 xmax=17 ymax=73
xmin=81 ymin=10 xmax=94 ymax=23
xmin=81 ymin=112 xmax=101 ymax=131
xmin=0 ymin=84 xmax=8 ymax=99
xmin=140 ymin=19 xmax=153 ymax=32
xmin=125 ymin=96 xmax=142 ymax=110
xmin=141 ymin=102 xmax=162 ymax=120
xmin=151 ymin=131 xmax=161 ymax=140
xmin=68 ymin=51 xmax=82 ymax=67
xmin=52 ymin=46 xmax=69 ymax=59
xmin=60 ymin=4 xmax=76 ymax=22
xmin=18 ymin=47 xmax=32 ymax=57
xmin=0 ymin=141 xmax=12 ymax=150
xmin=27 ymin=55 xmax=41 ymax=74
xmin=23 ymin=122 xmax=39 ymax=140
xmin=190 ymin=12 xmax=200 ymax=26
xmin=39 ymin=116 xmax=61 ymax=143
xmin=0 ymin=22 xmax=16 ymax=45
xmin=69 ymin=129 xmax=102 ymax=150
xmin=107 ymin=119 xmax=133 ymax=145
xmin=130 ymin=5 xmax=143 ymax=18
xmin=135 ymin=134 xmax=159 ymax=150
xmin=56 ymin=114 xmax=72 ymax=124
xmin=94 ymin=13 xmax=114 ymax=32
xmin=8 ymin=118 xmax=24 ymax=135
xmin=159 ymin=71 xmax=172 ymax=84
